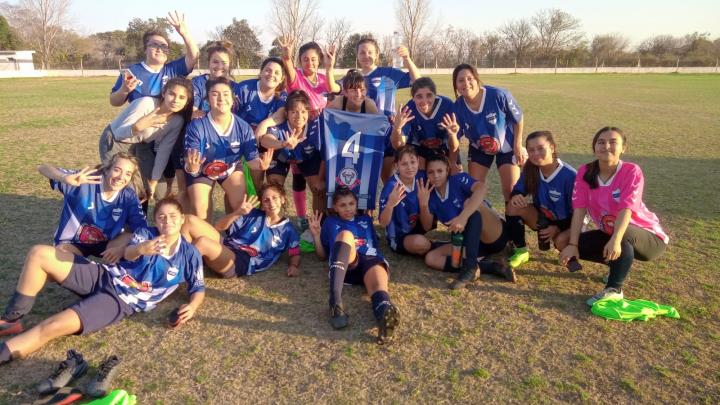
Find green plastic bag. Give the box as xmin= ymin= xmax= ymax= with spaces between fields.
xmin=243 ymin=161 xmax=257 ymax=198
xmin=86 ymin=389 xmax=136 ymax=405
xmin=591 ymin=298 xmax=680 ymax=322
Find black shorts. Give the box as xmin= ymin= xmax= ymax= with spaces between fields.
xmin=65 ymin=242 xmax=108 ymax=258
xmin=184 ymin=169 xmax=237 ymax=187
xmin=267 ymin=153 xmax=322 ymax=178
xmin=468 ymin=147 xmax=514 ymax=168
xmin=60 ymin=257 xmax=134 ymax=335
xmin=413 ymin=145 xmax=462 ymax=165
xmin=218 ymin=249 xmax=251 ymax=278
xmin=343 ymin=255 xmax=389 ymax=286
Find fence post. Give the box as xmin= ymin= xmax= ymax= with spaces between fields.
xmin=514 ymin=58 xmax=517 ymax=73
xmin=676 ymin=57 xmax=679 ymax=73
xmin=80 ymin=57 xmax=84 ymax=77
xmin=554 ymin=57 xmax=557 ymax=74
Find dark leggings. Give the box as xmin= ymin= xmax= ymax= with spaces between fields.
xmin=578 ymin=225 xmax=666 ymax=289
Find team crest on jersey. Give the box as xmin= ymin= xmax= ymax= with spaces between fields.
xmin=111 ymin=208 xmax=123 ymax=222
xmin=486 ymin=112 xmax=497 ymax=125
xmin=371 ymin=77 xmax=382 ymax=87
xmin=612 ymin=188 xmax=621 ymax=202
xmin=549 ymin=189 xmax=561 ymax=203
xmin=303 ymin=144 xmax=315 ymax=154
xmin=161 ymin=75 xmax=169 ymax=86
xmin=452 ymin=198 xmax=462 ymax=208
xmin=166 ymin=266 xmax=179 ymax=281
xmin=358 ymin=220 xmax=369 ymax=229
xmin=271 ymin=234 xmax=282 ymax=248
xmin=477 ymin=135 xmax=500 ymax=155
xmin=337 ymin=167 xmax=360 ymax=189
xmin=230 ymin=141 xmax=241 ymax=153
xmin=77 ymin=225 xmax=107 ymax=244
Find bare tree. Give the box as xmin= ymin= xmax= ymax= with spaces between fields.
xmin=395 ymin=0 xmax=431 ymax=58
xmin=269 ymin=0 xmax=319 ymax=54
xmin=483 ymin=32 xmax=504 ymax=68
xmin=531 ymin=9 xmax=583 ymax=60
xmin=500 ymin=18 xmax=534 ymax=64
xmin=1 ymin=0 xmax=71 ymax=68
xmin=590 ymin=34 xmax=629 ymax=65
xmin=324 ymin=17 xmax=352 ymax=57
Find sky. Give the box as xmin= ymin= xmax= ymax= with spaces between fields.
xmin=8 ymin=0 xmax=719 ymax=50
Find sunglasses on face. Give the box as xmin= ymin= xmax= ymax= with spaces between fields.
xmin=147 ymin=42 xmax=170 ymax=53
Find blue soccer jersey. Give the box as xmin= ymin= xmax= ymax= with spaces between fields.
xmin=105 ymin=227 xmax=205 ymax=312
xmin=323 ymin=109 xmax=389 ymax=210
xmin=455 ymin=85 xmax=523 ymax=155
xmin=233 ymin=79 xmax=287 ymax=129
xmin=379 ymin=171 xmax=426 ymax=250
xmin=111 ymin=57 xmax=190 ymax=104
xmin=224 ymin=209 xmax=300 ymax=275
xmin=403 ymin=95 xmax=455 ymax=153
xmin=428 ymin=173 xmax=476 ymax=225
xmin=320 ymin=214 xmax=383 ymax=262
xmin=184 ymin=113 xmax=259 ymax=180
xmin=268 ymin=119 xmax=322 ymax=162
xmin=512 ymin=159 xmax=577 ymax=221
xmin=50 ymin=170 xmax=147 ymax=246
xmin=364 ymin=67 xmax=411 ymax=117
xmin=192 ymin=73 xmax=236 ymax=112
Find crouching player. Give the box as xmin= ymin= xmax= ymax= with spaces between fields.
xmin=0 ymin=197 xmax=205 ymax=365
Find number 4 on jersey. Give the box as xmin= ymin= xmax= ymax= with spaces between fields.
xmin=341 ymin=131 xmax=362 ymax=164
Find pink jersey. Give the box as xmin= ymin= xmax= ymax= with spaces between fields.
xmin=573 ymin=161 xmax=668 ymax=244
xmin=287 ymin=67 xmax=328 ymax=115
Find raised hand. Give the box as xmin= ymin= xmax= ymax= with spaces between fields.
xmin=138 ymin=235 xmax=168 ymax=256
xmin=236 ymin=194 xmax=259 ymax=216
xmin=185 ymin=149 xmax=205 ymax=174
xmin=397 ymin=45 xmax=410 ymax=60
xmin=282 ymin=128 xmax=307 ymax=150
xmin=307 ymin=210 xmax=323 ymax=236
xmin=416 ymin=177 xmax=434 ymax=207
xmin=63 ymin=166 xmax=102 ymax=186
xmin=440 ymin=112 xmax=460 ymax=138
xmin=278 ymin=35 xmax=295 ymax=57
xmin=258 ymin=150 xmax=274 ymax=171
xmin=166 ymin=11 xmax=188 ymax=37
xmin=392 ymin=106 xmax=415 ymax=130
xmin=144 ymin=107 xmax=171 ymax=129
xmin=120 ymin=71 xmax=139 ymax=93
xmin=387 ymin=182 xmax=407 ymax=207
xmin=324 ymin=43 xmax=337 ymax=69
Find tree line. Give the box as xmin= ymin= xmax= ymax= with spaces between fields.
xmin=1 ymin=0 xmax=719 ymax=70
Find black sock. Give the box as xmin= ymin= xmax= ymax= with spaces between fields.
xmin=442 ymin=256 xmax=460 ymax=273
xmin=463 ymin=211 xmax=483 ymax=272
xmin=3 ymin=291 xmax=36 ymax=322
xmin=506 ymin=215 xmax=526 ymax=248
xmin=0 ymin=342 xmax=11 ymax=365
xmin=328 ymin=240 xmax=351 ymax=307
xmin=371 ymin=291 xmax=391 ymax=320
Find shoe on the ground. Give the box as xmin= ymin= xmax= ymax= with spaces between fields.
xmin=377 ymin=303 xmax=400 ymax=345
xmin=586 ymin=287 xmax=623 ymax=307
xmin=329 ymin=305 xmax=349 ymax=330
xmin=37 ymin=349 xmax=88 ymax=395
xmin=32 ymin=387 xmax=84 ymax=405
xmin=497 ymin=261 xmax=517 ymax=283
xmin=0 ymin=318 xmax=23 ymax=337
xmin=508 ymin=247 xmax=530 ymax=268
xmin=167 ymin=307 xmax=181 ymax=329
xmin=449 ymin=266 xmax=480 ymax=290
xmin=86 ymin=355 xmax=121 ymax=398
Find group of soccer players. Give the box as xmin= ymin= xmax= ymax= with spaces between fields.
xmin=0 ymin=11 xmax=669 ymax=367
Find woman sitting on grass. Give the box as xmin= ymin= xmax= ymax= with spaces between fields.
xmin=181 ymin=182 xmax=301 ymax=278
xmin=0 ymin=197 xmax=205 ymax=364
xmin=560 ymin=127 xmax=668 ymax=306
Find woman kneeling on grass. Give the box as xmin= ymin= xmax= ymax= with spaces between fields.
xmin=0 ymin=197 xmax=205 ymax=364
xmin=419 ymin=154 xmax=516 ymax=289
xmin=560 ymin=127 xmax=668 ymax=306
xmin=307 ymin=187 xmax=399 ymax=344
xmin=181 ymin=182 xmax=301 ymax=277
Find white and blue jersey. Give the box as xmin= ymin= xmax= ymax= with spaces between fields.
xmin=403 ymin=96 xmax=455 ymax=153
xmin=320 ymin=214 xmax=383 ymax=262
xmin=269 ymin=119 xmax=322 ymax=162
xmin=323 ymin=109 xmax=389 ymax=210
xmin=105 ymin=227 xmax=205 ymax=312
xmin=364 ymin=67 xmax=411 ymax=117
xmin=184 ymin=113 xmax=259 ymax=180
xmin=455 ymin=85 xmax=523 ymax=155
xmin=111 ymin=57 xmax=190 ymax=104
xmin=50 ymin=170 xmax=146 ymax=246
xmin=224 ymin=209 xmax=300 ymax=275
xmin=428 ymin=173 xmax=476 ymax=225
xmin=233 ymin=79 xmax=287 ymax=129
xmin=379 ymin=172 xmax=426 ymax=250
xmin=512 ymin=160 xmax=576 ymax=221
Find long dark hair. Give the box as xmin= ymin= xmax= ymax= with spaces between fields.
xmin=160 ymin=77 xmax=194 ymax=125
xmin=332 ymin=186 xmax=358 ymax=205
xmin=521 ymin=131 xmax=558 ymax=197
xmin=583 ymin=127 xmax=627 ymax=189
xmin=452 ymin=63 xmax=483 ymax=99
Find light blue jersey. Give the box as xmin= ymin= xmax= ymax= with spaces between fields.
xmin=233 ymin=79 xmax=287 ymax=129
xmin=455 ymin=85 xmax=522 ymax=155
xmin=111 ymin=57 xmax=190 ymax=104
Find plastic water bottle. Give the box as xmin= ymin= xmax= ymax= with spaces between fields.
xmin=451 ymin=233 xmax=463 ymax=270
xmin=392 ymin=31 xmax=403 ymax=69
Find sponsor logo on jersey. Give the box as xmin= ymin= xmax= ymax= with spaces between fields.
xmin=477 ymin=135 xmax=500 ymax=155
xmin=77 ymin=225 xmax=107 ymax=244
xmin=337 ymin=167 xmax=360 ymax=189
xmin=203 ymin=161 xmax=230 ymax=180
xmin=549 ymin=189 xmax=561 ymax=203
xmin=601 ymin=213 xmax=616 ymax=234
xmin=112 ymin=208 xmax=123 ymax=221
xmin=166 ymin=266 xmax=179 ymax=281
xmin=612 ymin=188 xmax=621 ymax=202
xmin=354 ymin=238 xmax=366 ymax=247
xmin=237 ymin=245 xmax=259 ymax=257
xmin=540 ymin=206 xmax=557 ymax=221
xmin=409 ymin=214 xmax=418 ymax=227
xmin=420 ymin=138 xmax=442 ymax=149
xmin=120 ymin=274 xmax=152 ymax=293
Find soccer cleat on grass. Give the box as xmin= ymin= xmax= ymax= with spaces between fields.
xmin=86 ymin=355 xmax=121 ymax=398
xmin=508 ymin=247 xmax=530 ymax=268
xmin=376 ymin=303 xmax=400 ymax=345
xmin=449 ymin=266 xmax=480 ymax=290
xmin=167 ymin=307 xmax=181 ymax=330
xmin=36 ymin=349 xmax=88 ymax=395
xmin=32 ymin=387 xmax=84 ymax=405
xmin=0 ymin=318 xmax=24 ymax=337
xmin=329 ymin=305 xmax=349 ymax=330
xmin=586 ymin=287 xmax=624 ymax=307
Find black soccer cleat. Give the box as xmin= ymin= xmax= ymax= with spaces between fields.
xmin=329 ymin=304 xmax=349 ymax=330
xmin=167 ymin=307 xmax=181 ymax=329
xmin=377 ymin=303 xmax=400 ymax=345
xmin=86 ymin=355 xmax=121 ymax=398
xmin=36 ymin=349 xmax=88 ymax=395
xmin=449 ymin=266 xmax=480 ymax=290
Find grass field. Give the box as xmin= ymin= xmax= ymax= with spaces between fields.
xmin=0 ymin=74 xmax=719 ymax=404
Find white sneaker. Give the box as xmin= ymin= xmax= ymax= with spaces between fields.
xmin=586 ymin=287 xmax=623 ymax=306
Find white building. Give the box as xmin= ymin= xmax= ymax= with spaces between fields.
xmin=0 ymin=50 xmax=35 ymax=71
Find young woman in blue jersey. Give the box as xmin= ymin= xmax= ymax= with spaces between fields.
xmin=418 ymin=154 xmax=515 ymax=289
xmin=99 ymin=77 xmax=194 ymax=204
xmin=505 ymin=131 xmax=577 ymax=268
xmin=379 ymin=145 xmax=433 ymax=255
xmin=355 ymin=37 xmax=421 ymax=182
xmin=307 ymin=187 xmax=400 ymax=344
xmin=326 ymin=70 xmax=379 ymax=114
xmin=0 ymin=197 xmax=205 ymax=365
xmin=184 ymin=76 xmax=272 ymax=220
xmin=452 ymin=63 xmax=526 ymax=202
xmin=390 ymin=77 xmax=461 ymax=172
xmin=110 ymin=11 xmax=199 ymax=106
xmin=260 ymin=90 xmax=326 ymax=212
xmin=37 ymin=152 xmax=147 ymax=262
xmin=181 ymin=182 xmax=301 ymax=277
xmin=191 ymin=41 xmax=234 ymax=118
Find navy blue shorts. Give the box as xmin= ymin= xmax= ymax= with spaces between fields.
xmin=64 ymin=242 xmax=108 ymax=258
xmin=343 ymin=255 xmax=389 ymax=286
xmin=61 ymin=257 xmax=134 ymax=335
xmin=217 ymin=249 xmax=251 ymax=278
xmin=468 ymin=147 xmax=514 ymax=168
xmin=267 ymin=153 xmax=322 ymax=178
xmin=184 ymin=169 xmax=236 ymax=187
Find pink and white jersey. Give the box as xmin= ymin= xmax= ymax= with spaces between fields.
xmin=286 ymin=67 xmax=328 ymax=114
xmin=573 ymin=161 xmax=668 ymax=243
